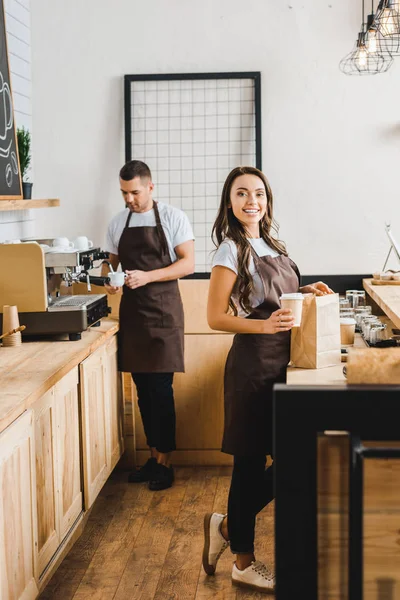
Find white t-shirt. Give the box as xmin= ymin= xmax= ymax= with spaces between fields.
xmin=212 ymin=238 xmax=280 ymax=317
xmin=105 ymin=201 xmax=194 ymax=263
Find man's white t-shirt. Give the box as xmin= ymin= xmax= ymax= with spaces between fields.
xmin=105 ymin=201 xmax=194 ymax=263
xmin=212 ymin=238 xmax=280 ymax=317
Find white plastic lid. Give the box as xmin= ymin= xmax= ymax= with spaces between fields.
xmin=340 ymin=318 xmax=356 ymax=325
xmin=279 ymin=293 xmax=304 ymax=300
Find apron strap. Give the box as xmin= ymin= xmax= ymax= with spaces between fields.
xmin=124 ymin=209 xmax=133 ymax=229
xmin=153 ymin=201 xmax=169 ymax=257
xmin=122 ymin=201 xmax=169 ymax=258
xmin=248 ymin=243 xmax=269 ymax=299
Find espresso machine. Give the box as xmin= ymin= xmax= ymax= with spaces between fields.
xmin=0 ymin=239 xmax=111 ymax=340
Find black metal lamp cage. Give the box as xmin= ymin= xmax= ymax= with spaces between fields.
xmin=366 ymin=0 xmax=400 ymax=56
xmin=340 ymin=0 xmax=394 ymax=74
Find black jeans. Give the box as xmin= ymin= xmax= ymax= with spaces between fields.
xmin=131 ymin=372 xmax=176 ymax=454
xmin=228 ymin=455 xmax=274 ymax=554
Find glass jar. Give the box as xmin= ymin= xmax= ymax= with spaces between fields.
xmin=369 ymin=323 xmax=387 ymax=345
xmin=346 ymin=290 xmax=366 ymax=308
xmin=339 ymin=298 xmax=351 ymax=309
xmin=362 ymin=316 xmax=381 ymax=341
xmin=354 ymin=306 xmax=372 ymax=331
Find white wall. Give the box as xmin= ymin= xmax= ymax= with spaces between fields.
xmin=31 ymin=0 xmax=400 ymax=274
xmin=0 ymin=0 xmax=33 ymax=242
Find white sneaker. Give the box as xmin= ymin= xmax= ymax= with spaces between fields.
xmin=202 ymin=512 xmax=229 ymax=575
xmin=232 ymin=560 xmax=275 ymax=594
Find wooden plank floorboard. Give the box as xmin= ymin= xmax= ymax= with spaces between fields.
xmin=152 ymin=467 xmax=221 ymax=600
xmin=39 ymin=470 xmax=128 ymax=599
xmin=70 ymin=482 xmax=154 ymax=599
xmin=40 ymin=466 xmax=277 ymax=600
xmin=113 ymin=467 xmax=193 ymax=600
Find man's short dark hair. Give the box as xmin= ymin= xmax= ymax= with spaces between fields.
xmin=119 ymin=160 xmax=152 ymax=181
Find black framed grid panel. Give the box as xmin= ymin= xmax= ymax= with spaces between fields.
xmin=273 ymin=385 xmax=400 ymax=600
xmin=124 ymin=72 xmax=262 ymax=274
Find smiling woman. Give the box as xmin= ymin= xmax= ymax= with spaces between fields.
xmin=202 ymin=165 xmax=333 ymax=594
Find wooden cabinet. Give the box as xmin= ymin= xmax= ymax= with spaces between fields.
xmin=34 ymin=389 xmax=59 ymax=575
xmin=80 ymin=339 xmax=124 ymax=509
xmin=54 ymin=369 xmax=82 ymax=540
xmin=34 ymin=368 xmax=82 ymax=575
xmin=0 ymin=329 xmax=123 ymax=596
xmin=80 ymin=347 xmax=109 ymax=510
xmin=104 ymin=336 xmax=124 ymax=471
xmin=0 ymin=410 xmax=39 ymax=600
xmin=134 ymin=334 xmax=234 ymax=465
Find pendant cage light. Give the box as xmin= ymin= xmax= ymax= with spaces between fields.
xmin=374 ymin=0 xmax=400 ymax=37
xmin=366 ymin=0 xmax=400 ymax=55
xmin=339 ymin=0 xmax=393 ymax=74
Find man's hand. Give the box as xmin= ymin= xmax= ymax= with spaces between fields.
xmin=125 ymin=270 xmax=152 ymax=290
xmin=104 ymin=282 xmax=121 ymax=295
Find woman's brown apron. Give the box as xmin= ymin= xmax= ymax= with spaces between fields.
xmin=117 ymin=201 xmax=185 ymax=373
xmin=222 ymin=251 xmax=300 ymax=456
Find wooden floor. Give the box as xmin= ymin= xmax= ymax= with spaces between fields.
xmin=39 ymin=466 xmax=275 ymax=600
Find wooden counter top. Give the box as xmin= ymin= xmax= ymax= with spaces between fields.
xmin=0 ymin=318 xmax=118 ymax=434
xmin=363 ymin=278 xmax=400 ymax=330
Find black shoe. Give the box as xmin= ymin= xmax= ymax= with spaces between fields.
xmin=128 ymin=457 xmax=157 ymax=483
xmin=148 ymin=463 xmax=174 ymax=491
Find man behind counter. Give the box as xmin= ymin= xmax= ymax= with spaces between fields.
xmin=103 ymin=160 xmax=195 ymax=490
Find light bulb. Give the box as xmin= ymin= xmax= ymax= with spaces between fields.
xmin=358 ymin=47 xmax=368 ymax=67
xmin=367 ymin=30 xmax=377 ymax=52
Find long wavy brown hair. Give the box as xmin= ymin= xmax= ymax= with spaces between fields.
xmin=212 ymin=166 xmax=287 ymax=316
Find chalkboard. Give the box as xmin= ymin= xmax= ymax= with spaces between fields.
xmin=0 ymin=0 xmax=22 ymax=199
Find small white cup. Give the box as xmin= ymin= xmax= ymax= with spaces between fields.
xmin=52 ymin=237 xmax=74 ymax=249
xmin=108 ymin=271 xmax=126 ymax=287
xmin=73 ymin=236 xmax=93 ymax=251
xmin=279 ymin=293 xmax=304 ymax=327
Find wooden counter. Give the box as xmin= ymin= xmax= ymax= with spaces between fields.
xmin=363 ymin=277 xmax=400 ymax=329
xmin=0 ymin=317 xmax=124 ymax=599
xmin=0 ymin=318 xmax=118 ymax=434
xmin=285 ymin=286 xmax=400 ymax=600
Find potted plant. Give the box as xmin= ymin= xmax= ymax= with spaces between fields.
xmin=17 ymin=127 xmax=32 ymax=199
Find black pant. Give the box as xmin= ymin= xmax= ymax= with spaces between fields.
xmin=131 ymin=372 xmax=176 ymax=454
xmin=227 ymin=455 xmax=274 ymax=554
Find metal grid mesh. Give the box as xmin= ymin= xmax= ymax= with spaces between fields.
xmin=129 ymin=77 xmax=257 ymax=272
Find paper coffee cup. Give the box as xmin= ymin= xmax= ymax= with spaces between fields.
xmin=279 ymin=293 xmax=304 ymax=327
xmin=340 ymin=317 xmax=356 ymax=346
xmin=2 ymin=305 xmax=19 ymax=333
xmin=108 ymin=271 xmax=126 ymax=287
xmin=2 ymin=305 xmax=22 ymax=347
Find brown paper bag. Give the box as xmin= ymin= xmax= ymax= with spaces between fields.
xmin=290 ymin=293 xmax=341 ymax=369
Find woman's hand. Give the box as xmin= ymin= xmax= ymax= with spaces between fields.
xmin=299 ymin=281 xmax=334 ymax=296
xmin=263 ymin=308 xmax=295 ymax=334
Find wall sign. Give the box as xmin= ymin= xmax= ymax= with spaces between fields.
xmin=0 ymin=0 xmax=22 ymax=200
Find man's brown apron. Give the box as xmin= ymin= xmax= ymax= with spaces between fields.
xmin=222 ymin=250 xmax=300 ymax=456
xmin=117 ymin=201 xmax=185 ymax=373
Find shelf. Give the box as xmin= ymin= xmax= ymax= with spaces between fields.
xmin=363 ymin=278 xmax=400 ymax=330
xmin=0 ymin=199 xmax=60 ymax=211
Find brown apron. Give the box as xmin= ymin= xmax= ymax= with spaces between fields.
xmin=117 ymin=201 xmax=185 ymax=373
xmin=222 ymin=250 xmax=300 ymax=456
